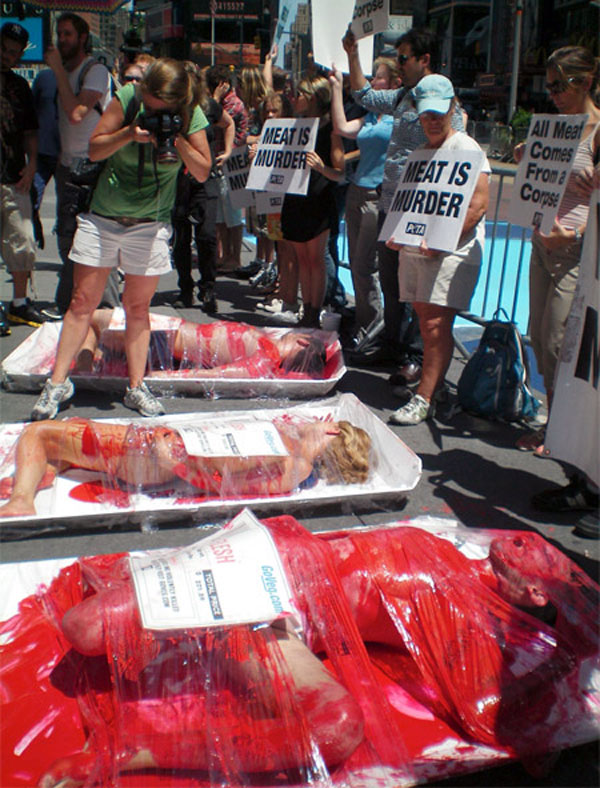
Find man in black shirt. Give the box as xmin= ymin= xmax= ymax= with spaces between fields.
xmin=0 ymin=22 xmax=46 ymax=327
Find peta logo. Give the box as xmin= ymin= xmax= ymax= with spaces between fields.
xmin=406 ymin=222 xmax=426 ymax=236
xmin=270 ymin=173 xmax=284 ymax=185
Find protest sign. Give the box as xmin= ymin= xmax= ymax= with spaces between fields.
xmin=246 ymin=118 xmax=318 ymax=195
xmin=545 ymin=189 xmax=599 ymax=486
xmin=379 ymin=148 xmax=485 ymax=253
xmin=255 ymin=191 xmax=285 ymax=215
xmin=222 ymin=144 xmax=254 ymax=210
xmin=311 ymin=0 xmax=373 ymax=74
xmin=350 ymin=0 xmax=389 ymax=40
xmin=507 ymin=113 xmax=588 ymax=234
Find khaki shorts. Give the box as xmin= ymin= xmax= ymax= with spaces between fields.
xmin=69 ymin=213 xmax=172 ymax=277
xmin=398 ymin=233 xmax=482 ymax=311
xmin=0 ymin=183 xmax=36 ymax=273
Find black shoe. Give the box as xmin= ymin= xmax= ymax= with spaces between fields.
xmin=348 ymin=344 xmax=394 ymax=367
xmin=7 ymin=299 xmax=45 ymax=327
xmin=0 ymin=302 xmax=11 ymax=336
xmin=389 ymin=362 xmax=422 ymax=387
xmin=40 ymin=304 xmax=64 ymax=321
xmin=171 ymin=292 xmax=194 ymax=309
xmin=574 ymin=511 xmax=600 ymax=539
xmin=199 ymin=288 xmax=217 ymax=314
xmin=233 ymin=260 xmax=263 ymax=279
xmin=531 ymin=477 xmax=599 ymax=513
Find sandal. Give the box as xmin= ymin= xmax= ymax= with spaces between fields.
xmin=516 ymin=426 xmax=545 ymax=452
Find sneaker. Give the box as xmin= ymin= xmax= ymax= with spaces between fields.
xmin=123 ymin=381 xmax=165 ymax=417
xmin=40 ymin=304 xmax=64 ymax=321
xmin=257 ymin=297 xmax=283 ymax=313
xmin=7 ymin=299 xmax=45 ymax=328
xmin=250 ymin=262 xmax=277 ymax=290
xmin=0 ymin=302 xmax=11 ymax=336
xmin=31 ymin=378 xmax=74 ymax=420
xmin=531 ymin=476 xmax=599 ymax=513
xmin=389 ymin=394 xmax=433 ymax=426
xmin=234 ymin=260 xmax=263 ymax=279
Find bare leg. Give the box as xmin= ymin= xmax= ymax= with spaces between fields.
xmin=51 ymin=265 xmax=112 ymax=384
xmin=414 ymin=302 xmax=456 ymax=402
xmin=228 ymin=224 xmax=243 ymax=268
xmin=276 ymin=240 xmax=299 ymax=306
xmin=11 ymin=270 xmax=30 ymax=300
xmin=122 ymin=275 xmax=161 ymax=388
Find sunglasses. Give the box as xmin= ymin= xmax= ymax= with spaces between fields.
xmin=123 ymin=75 xmax=141 ymax=83
xmin=545 ymin=77 xmax=576 ymax=94
xmin=397 ymin=54 xmax=413 ymax=65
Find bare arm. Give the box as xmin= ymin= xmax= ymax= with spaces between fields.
xmin=342 ymin=27 xmax=367 ymax=92
xmin=175 ymin=128 xmax=212 ymax=183
xmin=45 ymin=47 xmax=103 ymax=124
xmin=263 ymin=45 xmax=275 ymax=90
xmin=215 ymin=108 xmax=235 ymax=166
xmin=460 ymin=171 xmax=489 ymax=239
xmin=306 ymin=129 xmax=345 ymax=183
xmin=88 ymin=96 xmax=151 ymax=161
xmin=329 ymin=67 xmax=365 ymax=139
xmin=15 ymin=130 xmax=37 ymax=193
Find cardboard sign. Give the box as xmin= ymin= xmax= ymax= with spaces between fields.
xmin=246 ymin=118 xmax=318 ymax=195
xmin=379 ymin=149 xmax=485 ymax=253
xmin=129 ymin=509 xmax=300 ymax=630
xmin=351 ymin=0 xmax=389 ymax=40
xmin=255 ymin=191 xmax=285 ymax=215
xmin=174 ymin=419 xmax=289 ymax=458
xmin=508 ymin=113 xmax=588 ymax=234
xmin=311 ymin=0 xmax=373 ymax=74
xmin=545 ymin=188 xmax=599 ymax=485
xmin=222 ymin=144 xmax=255 ymax=209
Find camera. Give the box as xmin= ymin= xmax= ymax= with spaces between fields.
xmin=138 ymin=111 xmax=184 ymax=163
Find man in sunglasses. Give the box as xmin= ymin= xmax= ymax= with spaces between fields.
xmin=342 ymin=27 xmax=464 ymax=391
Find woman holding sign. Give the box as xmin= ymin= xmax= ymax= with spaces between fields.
xmin=281 ymin=76 xmax=345 ymax=328
xmin=386 ymin=75 xmax=490 ymax=425
xmin=514 ymin=46 xmax=600 ymax=456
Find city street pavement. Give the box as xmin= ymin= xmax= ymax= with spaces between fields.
xmin=0 ymin=190 xmax=598 ymax=787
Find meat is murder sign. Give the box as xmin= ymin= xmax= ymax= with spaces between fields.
xmin=379 ymin=148 xmax=484 ymax=252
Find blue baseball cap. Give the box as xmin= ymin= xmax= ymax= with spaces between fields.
xmin=412 ymin=74 xmax=455 ymax=115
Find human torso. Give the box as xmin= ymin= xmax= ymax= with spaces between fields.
xmin=558 ymin=120 xmax=600 ymax=229
xmin=58 ymin=57 xmax=111 ymax=167
xmin=32 ymin=69 xmax=60 ymax=158
xmin=90 ymin=83 xmax=208 ymax=222
xmin=0 ymin=69 xmax=38 ymax=183
xmin=352 ymin=112 xmax=394 ymax=188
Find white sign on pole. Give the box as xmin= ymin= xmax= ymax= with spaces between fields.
xmin=255 ymin=191 xmax=285 ymax=215
xmin=350 ymin=0 xmax=389 ymax=40
xmin=311 ymin=0 xmax=373 ymax=74
xmin=246 ymin=118 xmax=318 ymax=195
xmin=129 ymin=509 xmax=300 ymax=630
xmin=507 ymin=113 xmax=588 ymax=235
xmin=544 ymin=188 xmax=599 ymax=486
xmin=222 ymin=144 xmax=254 ymax=210
xmin=379 ymin=148 xmax=485 ymax=253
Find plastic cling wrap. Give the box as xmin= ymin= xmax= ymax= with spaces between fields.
xmin=0 ymin=312 xmax=346 ymax=399
xmin=1 ymin=515 xmax=598 ymax=787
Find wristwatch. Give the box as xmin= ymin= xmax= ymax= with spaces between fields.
xmin=574 ymin=227 xmax=583 ymax=243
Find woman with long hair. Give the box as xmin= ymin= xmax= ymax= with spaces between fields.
xmin=280 ymin=75 xmax=345 ymax=328
xmin=28 ymin=59 xmax=212 ymax=420
xmin=514 ymin=46 xmax=600 ymax=456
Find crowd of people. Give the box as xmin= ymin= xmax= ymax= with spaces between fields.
xmin=0 ymin=17 xmax=598 ymax=531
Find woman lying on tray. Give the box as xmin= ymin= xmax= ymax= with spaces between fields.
xmin=0 ymin=416 xmax=371 ymax=518
xmin=72 ymin=308 xmax=331 ymax=379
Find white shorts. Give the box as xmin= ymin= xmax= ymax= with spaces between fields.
xmin=398 ymin=232 xmax=482 ymax=311
xmin=69 ymin=213 xmax=173 ymax=277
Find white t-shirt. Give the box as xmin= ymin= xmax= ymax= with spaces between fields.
xmin=58 ymin=57 xmax=111 ymax=167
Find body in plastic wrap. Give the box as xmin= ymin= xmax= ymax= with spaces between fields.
xmin=78 ymin=309 xmax=330 ymax=380
xmin=1 ymin=515 xmax=598 ymax=787
xmin=0 ymin=417 xmax=371 ymax=518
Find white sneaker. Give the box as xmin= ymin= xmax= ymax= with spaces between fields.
xmin=257 ymin=298 xmax=283 ymax=313
xmin=31 ymin=378 xmax=74 ymax=420
xmin=271 ymin=306 xmax=302 ymax=325
xmin=124 ymin=382 xmax=165 ymax=417
xmin=389 ymin=394 xmax=433 ymax=425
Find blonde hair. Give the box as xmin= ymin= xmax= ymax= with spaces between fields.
xmin=141 ymin=58 xmax=197 ymax=132
xmin=239 ymin=64 xmax=268 ymax=110
xmin=547 ymin=46 xmax=600 ymax=107
xmin=297 ymin=75 xmax=331 ymax=116
xmin=316 ymin=421 xmax=371 ymax=484
xmin=134 ymin=53 xmax=156 ymax=73
xmin=373 ymin=56 xmax=400 ymax=88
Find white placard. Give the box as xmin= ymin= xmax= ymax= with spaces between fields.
xmin=255 ymin=191 xmax=285 ymax=214
xmin=311 ymin=0 xmax=373 ymax=75
xmin=223 ymin=144 xmax=255 ymax=209
xmin=246 ymin=118 xmax=318 ymax=195
xmin=379 ymin=149 xmax=485 ymax=253
xmin=545 ymin=188 xmax=599 ymax=486
xmin=507 ymin=113 xmax=588 ymax=235
xmin=175 ymin=419 xmax=289 ymax=458
xmin=129 ymin=509 xmax=300 ymax=630
xmin=351 ymin=0 xmax=389 ymax=40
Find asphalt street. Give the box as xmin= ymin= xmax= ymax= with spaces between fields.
xmin=0 ymin=187 xmax=598 ymax=787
